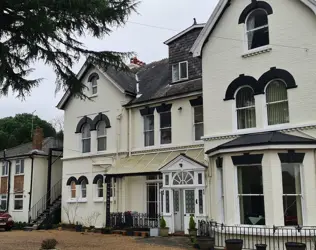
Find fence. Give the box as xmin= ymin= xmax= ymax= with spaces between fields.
xmin=198 ymin=221 xmax=316 ymax=250
xmin=110 ymin=213 xmax=160 ymax=229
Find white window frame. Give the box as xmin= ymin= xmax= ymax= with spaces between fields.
xmin=14 ymin=194 xmax=23 ymax=210
xmin=218 ymin=167 xmax=225 ymax=223
xmin=97 ymin=121 xmax=107 ymax=152
xmin=160 ymin=111 xmax=172 ymax=145
xmin=144 ymin=114 xmax=155 ymax=147
xmin=264 ymin=79 xmax=289 ymax=128
xmin=193 ymin=105 xmax=204 ymax=141
xmin=70 ymin=181 xmax=77 ymax=199
xmin=2 ymin=162 xmax=8 ymax=176
xmin=81 ymin=124 xmax=91 ymax=153
xmin=96 ymin=179 xmax=104 ymax=199
xmin=15 ymin=159 xmax=24 ymax=175
xmin=172 ymin=61 xmax=188 ymax=83
xmin=91 ymin=76 xmax=98 ymax=95
xmin=0 ymin=194 xmax=7 ymax=211
xmin=145 ymin=177 xmax=163 ymax=217
xmin=80 ymin=180 xmax=87 ymax=199
xmin=244 ymin=8 xmax=270 ymax=52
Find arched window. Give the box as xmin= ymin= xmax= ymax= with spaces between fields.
xmin=82 ymin=124 xmax=91 ymax=153
xmin=246 ymin=9 xmax=269 ymax=50
xmin=236 ymin=87 xmax=256 ymax=129
xmin=173 ymin=171 xmax=194 ymax=185
xmin=266 ymin=80 xmax=289 ymax=125
xmin=96 ymin=179 xmax=103 ymax=198
xmin=91 ymin=76 xmax=98 ymax=95
xmin=80 ymin=179 xmax=87 ymax=198
xmin=70 ymin=181 xmax=76 ymax=199
xmin=97 ymin=121 xmax=107 ymax=151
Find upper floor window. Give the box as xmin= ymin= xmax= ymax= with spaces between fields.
xmin=160 ymin=111 xmax=172 ymax=144
xmin=236 ymin=87 xmax=256 ymax=129
xmin=144 ymin=114 xmax=154 ymax=147
xmin=246 ymin=9 xmax=269 ymax=50
xmin=2 ymin=162 xmax=8 ymax=176
xmin=70 ymin=181 xmax=76 ymax=199
xmin=194 ymin=106 xmax=204 ymax=141
xmin=97 ymin=121 xmax=107 ymax=151
xmin=15 ymin=159 xmax=24 ymax=175
xmin=82 ymin=124 xmax=91 ymax=153
xmin=88 ymin=73 xmax=99 ymax=95
xmin=172 ymin=61 xmax=188 ymax=83
xmin=266 ymin=80 xmax=289 ymax=126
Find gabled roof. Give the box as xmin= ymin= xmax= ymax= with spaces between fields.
xmin=164 ymin=23 xmax=205 ymax=45
xmin=191 ymin=0 xmax=316 ymax=57
xmin=0 ymin=137 xmax=63 ymax=160
xmin=206 ymin=131 xmax=316 ymax=154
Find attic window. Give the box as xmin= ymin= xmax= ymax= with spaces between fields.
xmin=172 ymin=61 xmax=188 ymax=83
xmin=88 ymin=73 xmax=99 ymax=95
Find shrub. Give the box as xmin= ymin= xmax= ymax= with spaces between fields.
xmin=189 ymin=215 xmax=196 ymax=230
xmin=41 ymin=239 xmax=57 ymax=249
xmin=160 ymin=217 xmax=166 ymax=228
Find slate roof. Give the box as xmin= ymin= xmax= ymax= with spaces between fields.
xmin=125 ymin=59 xmax=202 ymax=105
xmin=0 ymin=137 xmax=63 ymax=159
xmin=206 ymin=131 xmax=316 ymax=154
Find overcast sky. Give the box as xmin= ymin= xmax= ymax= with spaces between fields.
xmin=0 ymin=0 xmax=218 ymax=124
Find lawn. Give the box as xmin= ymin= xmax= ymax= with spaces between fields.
xmin=0 ymin=230 xmax=188 ymax=250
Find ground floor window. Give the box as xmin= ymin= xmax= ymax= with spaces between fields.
xmin=96 ymin=179 xmax=103 ymax=198
xmin=146 ymin=182 xmax=162 ymax=217
xmin=282 ymin=163 xmax=302 ymax=226
xmin=237 ymin=165 xmax=265 ymax=225
xmin=14 ymin=194 xmax=23 ymax=210
xmin=0 ymin=195 xmax=7 ymax=210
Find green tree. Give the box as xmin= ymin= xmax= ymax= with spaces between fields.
xmin=0 ymin=0 xmax=137 ymax=98
xmin=0 ymin=113 xmax=56 ymax=150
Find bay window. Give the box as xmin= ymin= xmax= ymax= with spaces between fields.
xmin=237 ymin=165 xmax=265 ymax=225
xmin=282 ymin=163 xmax=302 ymax=226
xmin=236 ymin=87 xmax=256 ymax=129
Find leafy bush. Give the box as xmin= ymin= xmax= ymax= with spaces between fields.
xmin=160 ymin=217 xmax=166 ymax=228
xmin=41 ymin=239 xmax=57 ymax=249
xmin=189 ymin=215 xmax=196 ymax=230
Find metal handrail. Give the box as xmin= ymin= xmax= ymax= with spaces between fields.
xmin=28 ymin=179 xmax=62 ymax=222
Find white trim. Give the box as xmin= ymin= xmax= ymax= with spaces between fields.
xmin=164 ymin=24 xmax=205 ymax=45
xmin=172 ymin=61 xmax=189 ymax=83
xmin=160 ymin=155 xmax=206 ymax=172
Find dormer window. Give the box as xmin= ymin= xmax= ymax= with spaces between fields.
xmin=172 ymin=61 xmax=188 ymax=83
xmin=88 ymin=73 xmax=99 ymax=96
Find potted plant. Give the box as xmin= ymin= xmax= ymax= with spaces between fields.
xmin=75 ymin=222 xmax=82 ymax=232
xmin=255 ymin=243 xmax=267 ymax=250
xmin=159 ymin=217 xmax=169 ymax=237
xmin=225 ymin=239 xmax=243 ymax=250
xmin=188 ymin=215 xmax=197 ymax=238
xmin=40 ymin=239 xmax=58 ymax=250
xmin=285 ymin=242 xmax=306 ymax=250
xmin=196 ymin=236 xmax=215 ymax=250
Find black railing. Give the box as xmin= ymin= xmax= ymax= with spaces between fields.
xmin=198 ymin=221 xmax=316 ymax=250
xmin=28 ymin=179 xmax=62 ymax=222
xmin=110 ymin=213 xmax=160 ymax=229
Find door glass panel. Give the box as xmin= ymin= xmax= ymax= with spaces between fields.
xmin=173 ymin=190 xmax=180 ymax=212
xmin=166 ymin=190 xmax=170 ymax=213
xmin=185 ymin=190 xmax=195 ymax=214
xmin=199 ymin=190 xmax=203 ymax=214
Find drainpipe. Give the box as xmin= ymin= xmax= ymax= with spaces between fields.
xmin=46 ymin=148 xmax=53 ymax=208
xmin=4 ymin=150 xmax=12 ymax=213
xmin=28 ymin=155 xmax=34 ymax=220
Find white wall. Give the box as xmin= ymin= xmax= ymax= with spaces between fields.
xmin=63 ymin=66 xmax=131 ymax=159
xmin=202 ymin=0 xmax=316 ymax=138
xmin=31 ymin=156 xmax=48 ymax=209
xmin=51 ymin=158 xmax=62 ymax=189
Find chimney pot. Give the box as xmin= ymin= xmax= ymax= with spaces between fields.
xmin=32 ymin=127 xmax=44 ymax=150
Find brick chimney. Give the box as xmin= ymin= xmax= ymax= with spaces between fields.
xmin=32 ymin=127 xmax=44 ymax=150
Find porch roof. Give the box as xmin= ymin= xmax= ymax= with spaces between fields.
xmin=106 ymin=148 xmax=206 ymax=176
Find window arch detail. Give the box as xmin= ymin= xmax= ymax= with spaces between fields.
xmin=78 ymin=176 xmax=89 ymax=185
xmin=236 ymin=87 xmax=256 ymax=129
xmin=172 ymin=171 xmax=194 ymax=185
xmin=75 ymin=116 xmax=93 ymax=133
xmin=66 ymin=176 xmax=78 ymax=185
xmin=93 ymin=174 xmax=104 ymax=184
xmin=91 ymin=113 xmax=111 ymax=130
xmin=238 ymin=1 xmax=273 ymax=24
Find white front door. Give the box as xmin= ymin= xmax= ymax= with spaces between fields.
xmin=173 ymin=189 xmax=184 ymax=231
xmin=183 ymin=189 xmax=196 ymax=232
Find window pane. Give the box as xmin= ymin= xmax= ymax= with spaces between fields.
xmin=173 ymin=190 xmax=179 ymax=212
xmin=144 ymin=115 xmax=154 ymax=131
xmin=20 ymin=160 xmax=24 ymax=174
xmin=82 ymin=124 xmax=91 ymax=138
xmin=165 ymin=175 xmax=169 ymax=186
xmin=185 ymin=190 xmax=195 ymax=214
xmin=195 ymin=124 xmax=204 ymax=141
xmin=172 ymin=64 xmax=179 ymax=82
xmin=198 ymin=173 xmax=203 ymax=185
xmin=92 ymin=86 xmax=97 ymax=95
xmin=283 ymin=196 xmax=302 ymax=226
xmin=166 ymin=190 xmax=170 ymax=213
xmin=98 ymin=187 xmax=103 ymax=198
xmin=160 ymin=112 xmax=171 ymax=128
xmin=14 ymin=200 xmax=23 ymax=210
xmin=180 ymin=62 xmax=188 ymax=79
xmin=236 ymin=88 xmax=255 ymax=108
xmin=160 ymin=191 xmax=164 ymax=213
xmin=266 ymin=80 xmax=288 ymax=103
xmin=199 ymin=190 xmax=203 ymax=214
xmin=97 ymin=137 xmax=107 ymax=151
xmin=194 ymin=106 xmax=203 ymax=123
xmin=238 ymin=166 xmax=263 ymax=195
xmin=237 ymin=108 xmax=256 ymax=129
xmin=161 ymin=129 xmax=172 ymax=144
xmin=82 ymin=139 xmax=91 ymax=153
xmin=239 ymin=196 xmax=265 ymax=225
xmin=97 ymin=121 xmax=106 ymax=136
xmin=267 ymin=102 xmax=289 ymax=125
xmin=247 ymin=27 xmax=269 ymax=50
xmin=0 ymin=200 xmax=6 ymax=210
xmin=144 ymin=131 xmax=154 ymax=147
xmin=247 ymin=9 xmax=268 ymax=30
xmin=282 ymin=163 xmax=301 ymax=195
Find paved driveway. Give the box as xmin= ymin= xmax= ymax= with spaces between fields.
xmin=0 ymin=230 xmax=190 ymax=250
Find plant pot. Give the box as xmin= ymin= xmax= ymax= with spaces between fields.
xmin=159 ymin=227 xmax=169 ymax=237
xmin=256 ymin=244 xmax=267 ymax=250
xmin=150 ymin=228 xmax=159 ymax=237
xmin=197 ymin=237 xmax=214 ymax=250
xmin=225 ymin=239 xmax=243 ymax=250
xmin=189 ymin=228 xmax=198 ymax=237
xmin=285 ymin=242 xmax=306 ymax=250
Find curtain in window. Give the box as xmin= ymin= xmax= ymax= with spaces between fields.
xmin=266 ymin=80 xmax=289 ymax=125
xmin=82 ymin=124 xmax=91 ymax=153
xmin=247 ymin=13 xmax=255 ymax=49
xmin=97 ymin=121 xmax=107 ymax=151
xmin=236 ymin=87 xmax=256 ymax=129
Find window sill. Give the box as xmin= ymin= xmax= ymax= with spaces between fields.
xmin=14 ymin=174 xmax=24 ymax=176
xmin=94 ymin=198 xmax=104 ymax=203
xmin=78 ymin=198 xmax=87 ymax=203
xmin=12 ymin=210 xmax=23 ymax=212
xmin=242 ymin=46 xmax=272 ymax=58
xmin=67 ymin=199 xmax=87 ymax=203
